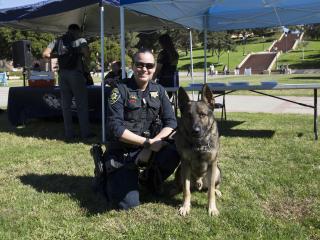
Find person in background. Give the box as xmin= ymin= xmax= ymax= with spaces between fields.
xmin=42 ymin=24 xmax=94 ymax=140
xmin=187 ymin=65 xmax=191 ymax=76
xmin=223 ymin=65 xmax=228 ymax=75
xmin=104 ymin=61 xmax=123 ymax=87
xmin=92 ymin=49 xmax=180 ymax=210
xmin=32 ymin=62 xmax=41 ymax=71
xmin=154 ymin=34 xmax=179 ymax=88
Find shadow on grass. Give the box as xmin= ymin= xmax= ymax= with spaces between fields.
xmin=0 ymin=111 xmax=100 ymax=144
xmin=19 ymin=173 xmax=185 ymax=214
xmin=140 ymin=180 xmax=214 ymax=209
xmin=290 ymin=76 xmax=320 ymax=80
xmin=19 ymin=173 xmax=109 ymax=215
xmin=219 ymin=120 xmax=275 ymax=138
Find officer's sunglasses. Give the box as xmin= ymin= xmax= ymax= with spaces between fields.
xmin=134 ymin=62 xmax=155 ymax=69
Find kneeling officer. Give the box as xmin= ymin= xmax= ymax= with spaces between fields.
xmin=93 ymin=49 xmax=179 ymax=210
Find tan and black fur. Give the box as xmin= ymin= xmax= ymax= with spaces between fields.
xmin=174 ymin=84 xmax=221 ymax=216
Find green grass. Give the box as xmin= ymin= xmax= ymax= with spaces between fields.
xmin=0 ymin=111 xmax=319 ymax=239
xmin=178 ymin=38 xmax=276 ymax=72
xmin=277 ymin=40 xmax=320 ymax=69
xmin=178 ymin=38 xmax=320 ymax=72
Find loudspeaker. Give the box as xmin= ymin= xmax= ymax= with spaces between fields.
xmin=12 ymin=40 xmax=33 ymax=68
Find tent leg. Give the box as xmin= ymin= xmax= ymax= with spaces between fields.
xmin=100 ymin=2 xmax=106 ymax=143
xmin=120 ymin=7 xmax=126 ymax=79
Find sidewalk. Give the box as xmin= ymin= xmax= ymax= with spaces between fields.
xmin=1 ymin=86 xmax=318 ymax=114
xmin=215 ymin=95 xmax=318 ymax=115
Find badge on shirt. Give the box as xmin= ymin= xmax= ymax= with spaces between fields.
xmin=109 ymin=88 xmax=120 ymax=105
xmin=129 ymin=94 xmax=137 ymax=104
xmin=150 ymin=91 xmax=159 ymax=99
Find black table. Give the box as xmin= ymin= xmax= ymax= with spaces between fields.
xmin=7 ymin=85 xmax=110 ymax=126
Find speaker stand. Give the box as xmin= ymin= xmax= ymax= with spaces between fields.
xmin=22 ymin=67 xmax=29 ymax=87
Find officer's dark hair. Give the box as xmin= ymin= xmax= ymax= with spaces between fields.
xmin=132 ymin=48 xmax=154 ymax=63
xmin=68 ymin=24 xmax=81 ymax=32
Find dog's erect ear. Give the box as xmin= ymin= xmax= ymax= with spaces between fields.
xmin=201 ymin=84 xmax=215 ymax=109
xmin=178 ymin=87 xmax=190 ymax=113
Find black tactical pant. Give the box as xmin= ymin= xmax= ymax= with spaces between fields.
xmin=104 ymin=144 xmax=180 ymax=210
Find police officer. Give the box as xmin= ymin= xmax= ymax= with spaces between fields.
xmin=103 ymin=49 xmax=179 ymax=210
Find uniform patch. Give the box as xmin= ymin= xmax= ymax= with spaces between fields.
xmin=129 ymin=94 xmax=137 ymax=104
xmin=150 ymin=91 xmax=159 ymax=98
xmin=109 ymin=88 xmax=120 ymax=105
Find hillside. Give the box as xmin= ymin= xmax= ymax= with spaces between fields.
xmin=178 ymin=35 xmax=320 ymax=72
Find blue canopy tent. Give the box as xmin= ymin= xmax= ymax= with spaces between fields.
xmin=121 ymin=0 xmax=320 ymax=82
xmin=0 ymin=0 xmax=178 ymax=34
xmin=121 ymin=0 xmax=320 ymax=31
xmin=0 ymin=0 xmax=181 ymax=142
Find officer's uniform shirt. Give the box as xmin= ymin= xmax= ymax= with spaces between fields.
xmin=107 ymin=77 xmax=177 ymax=143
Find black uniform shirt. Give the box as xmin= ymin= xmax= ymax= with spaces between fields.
xmin=107 ymin=77 xmax=177 ymax=140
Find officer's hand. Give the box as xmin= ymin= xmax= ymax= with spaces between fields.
xmin=136 ymin=148 xmax=152 ymax=165
xmin=150 ymin=138 xmax=168 ymax=152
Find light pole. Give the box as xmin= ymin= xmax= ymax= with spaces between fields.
xmin=242 ymin=36 xmax=247 ymax=56
xmin=302 ymin=40 xmax=305 ymax=60
xmin=274 ymin=47 xmax=278 ymax=69
xmin=227 ymin=50 xmax=230 ymax=73
xmin=285 ymin=33 xmax=288 ymax=52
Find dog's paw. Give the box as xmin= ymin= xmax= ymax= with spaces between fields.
xmin=178 ymin=205 xmax=190 ymax=216
xmin=208 ymin=207 xmax=219 ymax=217
xmin=215 ymin=189 xmax=222 ymax=198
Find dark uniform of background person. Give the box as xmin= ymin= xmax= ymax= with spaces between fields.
xmin=154 ymin=34 xmax=179 ymax=88
xmin=43 ymin=24 xmax=93 ymax=140
xmin=101 ymin=49 xmax=180 ymax=210
xmin=104 ymin=60 xmax=122 ymax=87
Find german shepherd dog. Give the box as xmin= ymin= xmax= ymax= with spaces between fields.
xmin=174 ymin=84 xmax=221 ymax=216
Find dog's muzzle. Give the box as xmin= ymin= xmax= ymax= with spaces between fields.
xmin=192 ymin=124 xmax=202 ymax=137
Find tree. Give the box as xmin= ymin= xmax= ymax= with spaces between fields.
xmin=125 ymin=32 xmax=139 ymax=61
xmin=0 ymin=27 xmax=55 ymax=60
xmin=305 ymin=24 xmax=320 ymax=40
xmin=88 ymin=36 xmax=121 ymax=71
xmin=170 ymin=29 xmax=199 ymax=56
xmin=205 ymin=31 xmax=236 ymax=63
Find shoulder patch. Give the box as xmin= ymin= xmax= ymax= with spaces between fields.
xmin=109 ymin=88 xmax=120 ymax=105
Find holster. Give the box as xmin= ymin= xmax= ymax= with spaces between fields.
xmin=104 ymin=152 xmax=137 ymax=175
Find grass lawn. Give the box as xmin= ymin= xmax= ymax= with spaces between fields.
xmin=178 ymin=38 xmax=320 ymax=72
xmin=0 ymin=111 xmax=319 ymax=239
xmin=277 ymin=40 xmax=320 ymax=69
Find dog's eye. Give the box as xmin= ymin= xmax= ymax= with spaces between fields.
xmin=199 ymin=113 xmax=207 ymax=118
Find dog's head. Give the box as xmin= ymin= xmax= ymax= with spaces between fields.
xmin=178 ymin=84 xmax=216 ymax=139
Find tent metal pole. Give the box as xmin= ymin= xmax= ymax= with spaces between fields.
xmin=189 ymin=28 xmax=194 ymax=100
xmin=100 ymin=2 xmax=106 ymax=143
xmin=120 ymin=7 xmax=126 ymax=79
xmin=204 ymin=15 xmax=208 ymax=84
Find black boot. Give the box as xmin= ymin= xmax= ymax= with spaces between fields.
xmin=90 ymin=144 xmax=105 ymax=193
